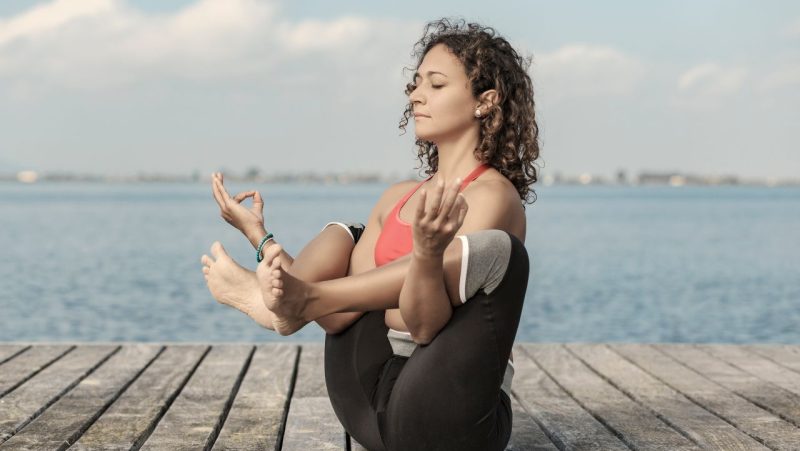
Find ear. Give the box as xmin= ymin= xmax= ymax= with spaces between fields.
xmin=477 ymin=89 xmax=499 ymax=110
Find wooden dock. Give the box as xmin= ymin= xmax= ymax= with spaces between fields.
xmin=1 ymin=342 xmax=799 ymax=450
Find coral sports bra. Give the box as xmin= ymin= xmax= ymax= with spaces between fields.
xmin=374 ymin=163 xmax=491 ymax=267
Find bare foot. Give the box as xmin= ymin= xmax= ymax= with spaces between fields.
xmin=201 ymin=241 xmax=276 ymax=330
xmin=256 ymin=243 xmax=314 ymax=336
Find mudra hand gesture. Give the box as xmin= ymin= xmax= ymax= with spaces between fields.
xmin=412 ymin=177 xmax=469 ymax=258
xmin=210 ymin=172 xmax=266 ymax=242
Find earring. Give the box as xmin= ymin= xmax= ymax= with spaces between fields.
xmin=474 ymin=108 xmax=482 ymax=118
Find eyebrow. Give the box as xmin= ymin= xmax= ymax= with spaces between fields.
xmin=414 ymin=70 xmax=448 ymax=80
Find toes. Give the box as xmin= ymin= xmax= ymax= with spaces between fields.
xmin=271 ymin=278 xmax=283 ymax=288
xmin=269 ymin=255 xmax=281 ymax=271
xmin=201 ymin=254 xmax=214 ymax=266
xmin=210 ymin=241 xmax=226 ymax=258
xmin=264 ymin=243 xmax=283 ymax=262
xmin=202 ymin=267 xmax=210 ymax=275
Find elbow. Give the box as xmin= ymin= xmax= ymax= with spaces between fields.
xmin=408 ymin=308 xmax=452 ymax=345
xmin=412 ymin=333 xmax=432 ymax=345
xmin=411 ymin=327 xmax=439 ymax=345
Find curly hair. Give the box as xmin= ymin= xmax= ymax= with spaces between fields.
xmin=399 ymin=17 xmax=542 ymax=206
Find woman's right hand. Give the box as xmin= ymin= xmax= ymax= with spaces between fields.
xmin=211 ymin=172 xmax=267 ymax=244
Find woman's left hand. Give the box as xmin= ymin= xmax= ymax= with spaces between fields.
xmin=412 ymin=178 xmax=469 ymax=258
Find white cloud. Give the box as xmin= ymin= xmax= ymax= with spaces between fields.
xmin=677 ymin=63 xmax=748 ymax=95
xmin=759 ymin=63 xmax=800 ymax=91
xmin=672 ymin=62 xmax=748 ymax=109
xmin=782 ymin=16 xmax=800 ymax=39
xmin=0 ymin=0 xmax=420 ymax=94
xmin=275 ymin=16 xmax=371 ymax=52
xmin=533 ymin=43 xmax=646 ymax=99
xmin=0 ymin=0 xmax=115 ymax=45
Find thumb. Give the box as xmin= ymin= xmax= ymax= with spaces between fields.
xmin=253 ymin=191 xmax=264 ymax=210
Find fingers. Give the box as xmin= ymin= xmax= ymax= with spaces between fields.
xmin=211 ymin=174 xmax=226 ymax=210
xmin=213 ymin=172 xmax=234 ymax=204
xmin=414 ymin=188 xmax=427 ymax=221
xmin=233 ymin=191 xmax=256 ymax=203
xmin=425 ymin=179 xmax=445 ymax=220
xmin=438 ymin=178 xmax=461 ymax=220
xmin=455 ymin=193 xmax=469 ymax=225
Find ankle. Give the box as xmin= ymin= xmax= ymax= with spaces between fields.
xmin=301 ymin=283 xmax=323 ymax=321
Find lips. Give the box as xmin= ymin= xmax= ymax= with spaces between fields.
xmin=413 ymin=113 xmax=430 ymax=118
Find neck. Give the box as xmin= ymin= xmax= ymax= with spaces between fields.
xmin=431 ymin=127 xmax=484 ymax=183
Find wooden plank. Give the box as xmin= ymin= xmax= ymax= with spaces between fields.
xmin=577 ymin=343 xmax=800 ymax=450
xmin=281 ymin=343 xmax=346 ymax=450
xmin=742 ymin=344 xmax=800 ymax=374
xmin=292 ymin=343 xmax=328 ymax=398
xmin=212 ymin=343 xmax=298 ymax=450
xmin=505 ymin=393 xmax=559 ymax=451
xmin=0 ymin=345 xmax=117 ymax=444
xmin=139 ymin=344 xmax=253 ymax=451
xmin=70 ymin=345 xmax=209 ymax=451
xmin=1 ymin=344 xmax=162 ymax=449
xmin=527 ymin=343 xmax=698 ymax=450
xmin=697 ymin=344 xmax=800 ymax=397
xmin=512 ymin=344 xmax=628 ymax=450
xmin=0 ymin=345 xmax=72 ymax=397
xmin=654 ymin=344 xmax=800 ymax=446
xmin=0 ymin=345 xmax=29 ymax=366
xmin=350 ymin=435 xmax=368 ymax=450
xmin=610 ymin=343 xmax=771 ymax=450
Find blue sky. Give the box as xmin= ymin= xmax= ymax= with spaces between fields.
xmin=0 ymin=0 xmax=798 ymax=179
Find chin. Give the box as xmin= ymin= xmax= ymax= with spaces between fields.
xmin=413 ymin=127 xmax=438 ymax=142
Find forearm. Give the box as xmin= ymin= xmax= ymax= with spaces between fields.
xmin=304 ymin=240 xmax=463 ymax=321
xmin=399 ymin=252 xmax=453 ymax=344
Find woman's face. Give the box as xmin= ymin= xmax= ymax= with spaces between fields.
xmin=409 ymin=43 xmax=478 ymax=143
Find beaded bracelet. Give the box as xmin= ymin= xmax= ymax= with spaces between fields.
xmin=256 ymin=232 xmax=275 ymax=263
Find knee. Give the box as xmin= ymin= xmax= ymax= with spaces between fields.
xmin=506 ymin=231 xmax=529 ymax=272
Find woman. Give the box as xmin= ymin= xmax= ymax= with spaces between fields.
xmin=201 ymin=18 xmax=540 ymax=450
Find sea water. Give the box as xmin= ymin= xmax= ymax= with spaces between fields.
xmin=1 ymin=182 xmax=798 ymax=343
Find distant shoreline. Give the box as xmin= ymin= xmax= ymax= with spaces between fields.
xmin=1 ymin=171 xmax=799 ymax=187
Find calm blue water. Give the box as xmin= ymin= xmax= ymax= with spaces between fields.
xmin=1 ymin=182 xmax=798 ymax=344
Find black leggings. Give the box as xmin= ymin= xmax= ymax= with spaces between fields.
xmin=324 ymin=229 xmax=529 ymax=451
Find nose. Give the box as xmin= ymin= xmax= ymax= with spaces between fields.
xmin=408 ymin=86 xmax=424 ymax=106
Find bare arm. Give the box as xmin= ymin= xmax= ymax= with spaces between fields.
xmin=303 ymin=180 xmax=521 ymax=326
xmin=399 ymin=179 xmax=466 ymax=344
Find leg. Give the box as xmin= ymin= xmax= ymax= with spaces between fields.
xmin=203 ymin=222 xmax=365 ymax=334
xmin=257 ymin=234 xmax=470 ymax=324
xmin=325 ymin=310 xmax=394 ymax=451
xmin=379 ymin=231 xmax=528 ymax=451
xmin=281 ymin=222 xmax=366 ymax=334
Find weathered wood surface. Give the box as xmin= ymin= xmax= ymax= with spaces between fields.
xmin=0 ymin=342 xmax=798 ymax=450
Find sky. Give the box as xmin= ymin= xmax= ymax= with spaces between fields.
xmin=0 ymin=0 xmax=798 ymax=179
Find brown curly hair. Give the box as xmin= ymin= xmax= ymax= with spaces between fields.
xmin=399 ymin=17 xmax=542 ymax=206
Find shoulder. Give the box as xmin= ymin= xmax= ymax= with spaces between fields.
xmin=458 ymin=169 xmax=526 ymax=241
xmin=462 ymin=170 xmax=521 ymax=212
